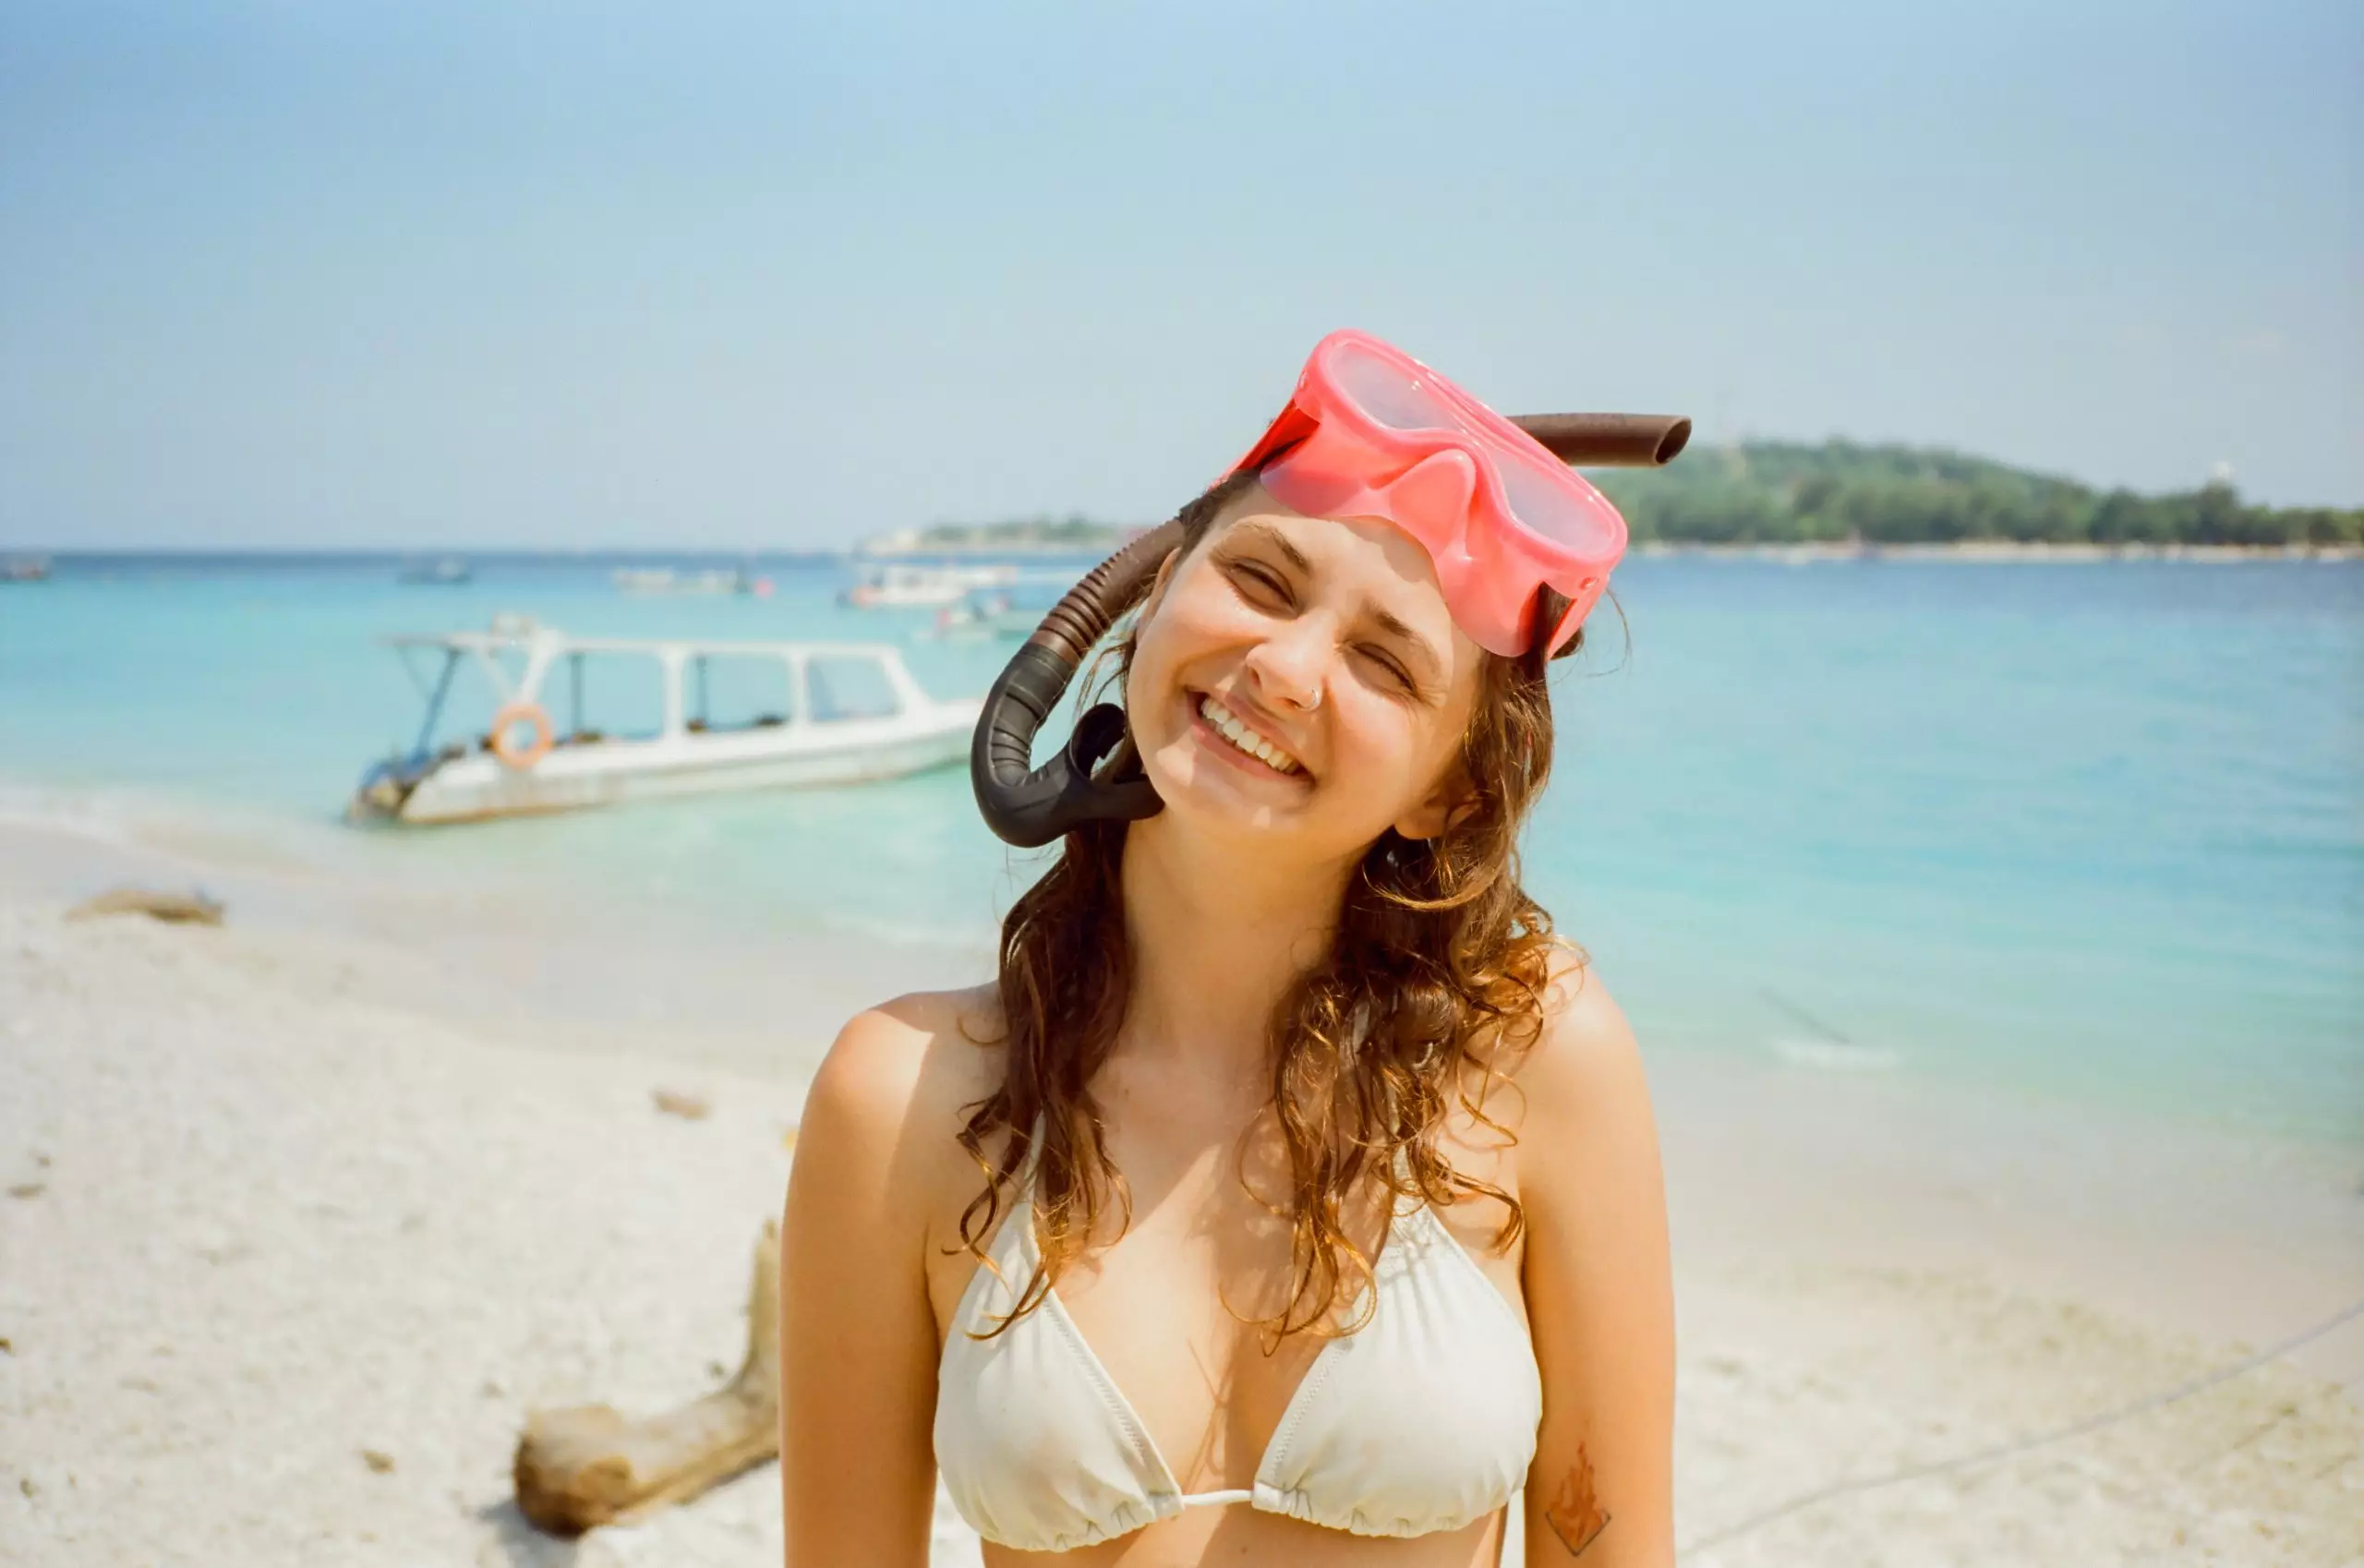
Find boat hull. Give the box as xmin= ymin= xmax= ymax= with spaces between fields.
xmin=368 ymin=701 xmax=981 ymax=825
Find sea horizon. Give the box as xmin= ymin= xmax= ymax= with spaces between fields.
xmin=7 ymin=539 xmax=2360 ymax=563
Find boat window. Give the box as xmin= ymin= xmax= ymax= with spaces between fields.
xmin=560 ymin=651 xmax=668 ymax=742
xmin=806 ymin=654 xmax=901 ymax=722
xmin=689 ymin=654 xmax=797 ymax=731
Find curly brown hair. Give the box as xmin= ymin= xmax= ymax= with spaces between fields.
xmin=957 ymin=469 xmax=1582 ymax=1340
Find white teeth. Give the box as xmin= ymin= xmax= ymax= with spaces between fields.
xmin=1198 ymin=695 xmax=1301 ymax=776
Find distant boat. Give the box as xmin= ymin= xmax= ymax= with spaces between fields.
xmin=397 ymin=556 xmax=472 ymax=585
xmin=839 ymin=562 xmax=1020 ymax=609
xmin=349 ymin=622 xmax=977 ymax=825
xmin=921 ymin=581 xmax=1067 ymax=642
xmin=1 ymin=555 xmax=52 ymax=584
xmin=923 ymin=588 xmax=1019 ymax=641
xmin=612 ymin=566 xmax=771 ymax=597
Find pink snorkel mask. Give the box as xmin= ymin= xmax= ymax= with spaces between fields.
xmin=1231 ymin=329 xmax=1629 ymax=659
xmin=971 ymin=333 xmax=1690 ymax=847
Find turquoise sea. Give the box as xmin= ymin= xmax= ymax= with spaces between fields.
xmin=2 ymin=554 xmax=2357 ymax=1144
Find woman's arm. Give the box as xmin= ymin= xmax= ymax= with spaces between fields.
xmin=779 ymin=1005 xmax=946 ymax=1567
xmin=1515 ymin=959 xmax=1677 ymax=1566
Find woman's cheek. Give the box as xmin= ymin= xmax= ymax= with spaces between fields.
xmin=1340 ymin=697 xmax=1443 ymax=827
xmin=1174 ymin=577 xmax=1263 ymax=644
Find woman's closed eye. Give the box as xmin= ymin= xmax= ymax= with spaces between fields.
xmin=1357 ymin=645 xmax=1417 ymax=694
xmin=1223 ymin=557 xmax=1293 ymax=609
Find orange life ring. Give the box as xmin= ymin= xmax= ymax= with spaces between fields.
xmin=489 ymin=701 xmax=555 ymax=770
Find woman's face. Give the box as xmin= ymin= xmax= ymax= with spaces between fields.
xmin=1126 ymin=485 xmax=1488 ymax=866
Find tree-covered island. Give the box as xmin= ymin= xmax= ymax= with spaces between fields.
xmin=1589 ymin=440 xmax=2360 ymax=550
xmin=866 ymin=441 xmax=2360 ymax=555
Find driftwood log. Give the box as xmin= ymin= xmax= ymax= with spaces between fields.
xmin=513 ymin=1221 xmax=780 ymax=1534
xmin=65 ymin=887 xmax=225 ymax=926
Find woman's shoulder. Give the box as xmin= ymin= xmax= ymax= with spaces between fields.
xmin=799 ymin=983 xmax=1007 ymax=1182
xmin=1493 ymin=946 xmax=1664 ymax=1201
xmin=1475 ymin=937 xmax=1648 ymax=1139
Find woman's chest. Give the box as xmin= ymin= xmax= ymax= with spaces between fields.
xmin=924 ymin=1123 xmax=1528 ymax=1492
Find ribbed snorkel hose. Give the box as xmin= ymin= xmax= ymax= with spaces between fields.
xmin=970 ymin=411 xmax=1692 ymax=849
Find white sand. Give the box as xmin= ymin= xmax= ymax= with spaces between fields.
xmin=1 ymin=812 xmax=2358 ymax=1566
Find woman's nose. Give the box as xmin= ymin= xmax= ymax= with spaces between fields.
xmin=1245 ymin=613 xmax=1332 ymax=713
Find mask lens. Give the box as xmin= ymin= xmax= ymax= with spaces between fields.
xmin=1330 ymin=339 xmax=1462 ymax=434
xmin=1497 ymin=453 xmax=1610 ymax=551
xmin=1326 ymin=332 xmax=1616 ymax=559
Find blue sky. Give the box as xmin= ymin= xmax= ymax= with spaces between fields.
xmin=1 ymin=0 xmax=2355 ymax=548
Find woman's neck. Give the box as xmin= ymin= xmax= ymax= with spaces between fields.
xmin=1116 ymin=814 xmax=1357 ymax=1081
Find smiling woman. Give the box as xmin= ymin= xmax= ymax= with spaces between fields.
xmin=779 ymin=332 xmax=1688 ymax=1567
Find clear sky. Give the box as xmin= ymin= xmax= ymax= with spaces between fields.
xmin=1 ymin=0 xmax=2355 ymax=549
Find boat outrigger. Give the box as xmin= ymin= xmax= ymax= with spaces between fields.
xmin=352 ymin=621 xmax=980 ymax=825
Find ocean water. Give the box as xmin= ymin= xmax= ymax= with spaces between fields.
xmin=2 ymin=554 xmax=2358 ymax=1144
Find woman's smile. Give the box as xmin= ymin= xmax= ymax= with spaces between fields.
xmin=1188 ymin=690 xmax=1309 ymax=780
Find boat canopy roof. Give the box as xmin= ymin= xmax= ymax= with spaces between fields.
xmin=380 ymin=629 xmax=911 ymax=661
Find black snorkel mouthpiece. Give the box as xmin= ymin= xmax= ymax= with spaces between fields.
xmin=971 ymin=518 xmax=1183 ymax=849
xmin=970 ymin=412 xmax=1691 ymax=850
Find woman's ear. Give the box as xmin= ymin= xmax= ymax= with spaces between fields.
xmin=1394 ymin=758 xmax=1478 ymax=843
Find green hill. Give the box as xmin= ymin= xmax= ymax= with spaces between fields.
xmin=895 ymin=442 xmax=2358 ymax=554
xmin=1589 ymin=440 xmax=2360 ymax=549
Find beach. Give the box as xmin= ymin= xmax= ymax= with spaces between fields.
xmin=2 ymin=807 xmax=2358 ymax=1567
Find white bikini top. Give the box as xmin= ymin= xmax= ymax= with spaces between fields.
xmin=933 ymin=1152 xmax=1542 ymax=1552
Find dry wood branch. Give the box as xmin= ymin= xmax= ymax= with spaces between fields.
xmin=513 ymin=1221 xmax=779 ymax=1535
xmin=66 ymin=887 xmax=225 ymax=925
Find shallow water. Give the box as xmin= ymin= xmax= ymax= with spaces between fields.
xmin=3 ymin=553 xmax=2357 ymax=1142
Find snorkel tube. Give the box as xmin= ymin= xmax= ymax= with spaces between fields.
xmin=971 ymin=410 xmax=1693 ymax=849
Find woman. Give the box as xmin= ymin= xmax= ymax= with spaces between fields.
xmin=782 ymin=331 xmax=1678 ymax=1566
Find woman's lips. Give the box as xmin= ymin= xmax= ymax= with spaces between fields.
xmin=1186 ymin=691 xmax=1310 ymax=784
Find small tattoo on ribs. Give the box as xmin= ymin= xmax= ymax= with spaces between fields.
xmin=1544 ymin=1441 xmax=1611 ymax=1558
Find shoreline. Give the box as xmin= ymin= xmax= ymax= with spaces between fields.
xmin=2 ymin=802 xmax=2359 ymax=1563
xmin=3 ymin=795 xmax=2358 ymax=1357
xmin=0 ymin=787 xmax=992 ymax=1085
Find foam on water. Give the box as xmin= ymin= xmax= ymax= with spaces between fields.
xmin=4 ymin=553 xmax=2358 ymax=1143
xmin=1767 ymin=1038 xmax=1902 ymax=1074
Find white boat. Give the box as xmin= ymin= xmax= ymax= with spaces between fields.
xmin=397 ymin=555 xmax=472 ymax=585
xmin=611 ymin=565 xmax=772 ymax=597
xmin=838 ymin=561 xmax=1020 ymax=609
xmin=350 ymin=621 xmax=979 ymax=826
